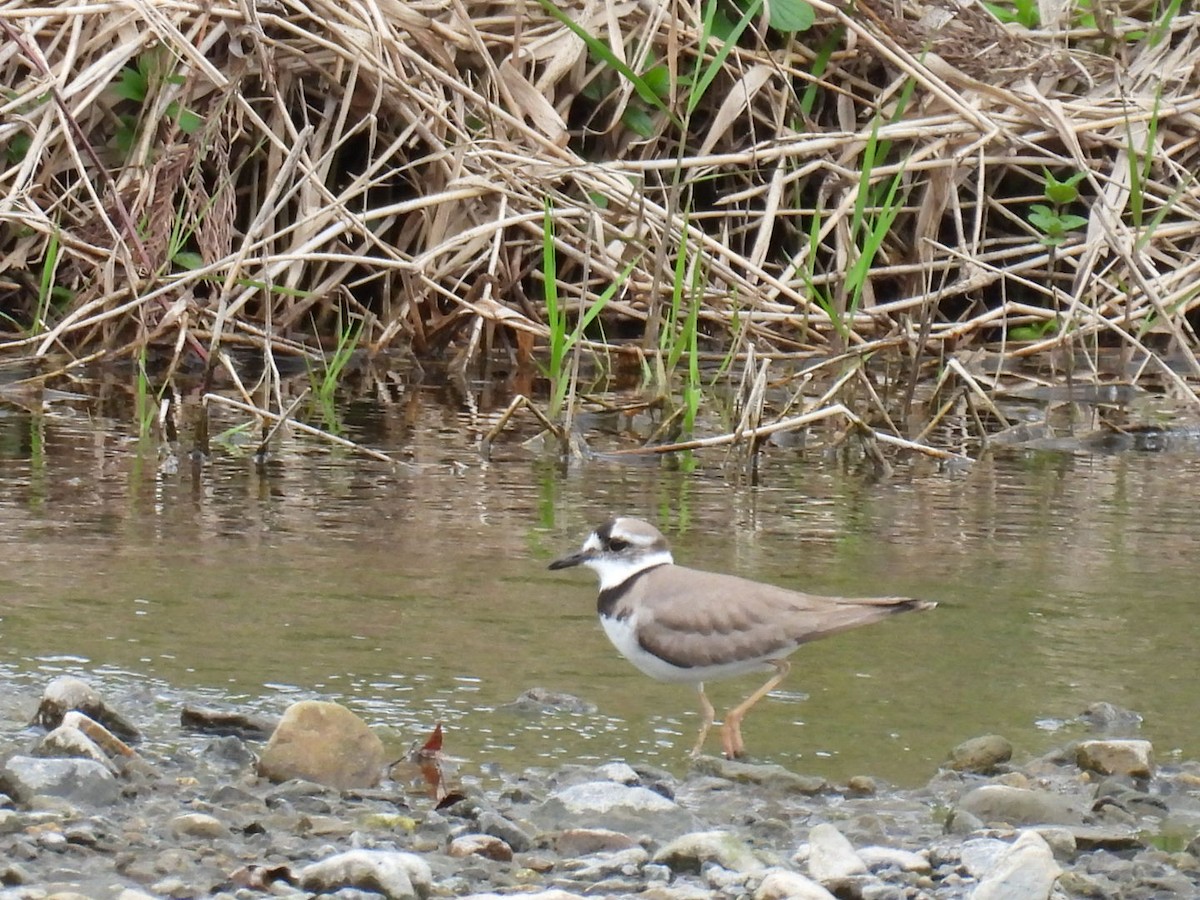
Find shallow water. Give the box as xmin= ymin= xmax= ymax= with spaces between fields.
xmin=1 ymin=368 xmax=1197 ymax=787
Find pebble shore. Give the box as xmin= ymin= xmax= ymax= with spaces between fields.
xmin=2 ymin=679 xmax=1199 ymax=900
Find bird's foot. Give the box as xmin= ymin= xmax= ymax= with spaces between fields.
xmin=719 ymin=722 xmax=746 ymax=759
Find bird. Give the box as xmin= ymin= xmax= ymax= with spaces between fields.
xmin=548 ymin=516 xmax=935 ymax=759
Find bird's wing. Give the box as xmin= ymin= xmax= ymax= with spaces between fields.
xmin=627 ymin=565 xmax=930 ymax=669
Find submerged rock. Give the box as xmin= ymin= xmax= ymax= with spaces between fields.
xmin=0 ymin=755 xmax=120 ymax=806
xmin=501 ymin=688 xmax=598 ymax=715
xmin=257 ymin=700 xmax=385 ymax=790
xmin=957 ymin=784 xmax=1088 ymax=827
xmin=297 ymin=849 xmax=432 ymax=899
xmin=1076 ymin=739 xmax=1155 ymax=778
xmin=755 ymin=869 xmax=838 ymax=899
xmin=35 ymin=676 xmax=141 ymax=743
xmin=802 ymin=823 xmax=867 ymax=883
xmin=948 ymin=734 xmax=1013 ymax=774
xmin=971 ymin=830 xmax=1062 ymax=899
xmin=530 ymin=781 xmax=698 ymax=837
xmin=690 ymin=755 xmax=827 ymax=794
xmin=653 ymin=829 xmax=765 ymax=873
xmin=1078 ymin=702 xmax=1143 ymax=734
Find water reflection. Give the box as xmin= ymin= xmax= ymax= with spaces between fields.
xmin=1 ymin=372 xmax=1199 ymax=785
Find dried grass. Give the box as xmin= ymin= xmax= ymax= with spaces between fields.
xmin=2 ymin=0 xmax=1200 ymax=445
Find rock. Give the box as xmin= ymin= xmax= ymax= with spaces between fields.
xmin=180 ymin=704 xmax=279 ymax=739
xmin=257 ymin=700 xmax=385 ymax=790
xmin=168 ymin=813 xmax=228 ymax=839
xmin=35 ymin=677 xmax=141 ymax=742
xmin=653 ymin=830 xmax=764 ymax=873
xmin=1068 ymin=826 xmax=1146 ymax=851
xmin=449 ymin=833 xmax=514 ymax=861
xmin=531 ymin=781 xmax=698 ymax=837
xmin=0 ymin=756 xmax=120 ymax=806
xmin=691 ymin=756 xmax=827 ymax=794
xmin=972 ymin=830 xmax=1062 ymax=899
xmin=297 ymin=849 xmax=431 ymax=900
xmin=957 ymin=784 xmax=1087 ymax=827
xmin=960 ymin=837 xmax=1009 ymax=877
xmin=554 ymin=828 xmax=640 ymax=856
xmin=501 ymin=688 xmax=598 ymax=715
xmin=35 ymin=722 xmax=117 ymax=771
xmin=558 ymin=846 xmax=649 ymax=883
xmin=1030 ymin=826 xmax=1077 ymax=858
xmin=1078 ymin=702 xmax=1143 ymax=734
xmin=804 ymin=823 xmax=866 ymax=882
xmin=462 ymin=893 xmax=585 ymax=900
xmin=597 ymin=761 xmax=641 ymax=784
xmin=948 ymin=735 xmax=1013 ymax=774
xmin=857 ymin=846 xmax=930 ymax=873
xmin=845 ymin=775 xmax=877 ymax=796
xmin=1076 ymin=739 xmax=1154 ymax=778
xmin=755 ymin=868 xmax=838 ymax=900
xmin=476 ymin=809 xmax=535 ymax=852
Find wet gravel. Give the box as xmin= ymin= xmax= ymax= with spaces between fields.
xmin=2 ymin=677 xmax=1200 ymax=900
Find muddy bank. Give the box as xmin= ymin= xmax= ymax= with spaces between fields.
xmin=2 ymin=675 xmax=1199 ymax=899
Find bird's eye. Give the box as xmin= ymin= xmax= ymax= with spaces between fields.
xmin=608 ymin=538 xmax=629 ymax=551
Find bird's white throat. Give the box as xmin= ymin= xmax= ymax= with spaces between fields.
xmin=584 ymin=549 xmax=673 ymax=591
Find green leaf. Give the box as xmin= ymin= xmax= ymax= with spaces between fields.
xmin=767 ymin=0 xmax=815 ymax=32
xmin=166 ymin=101 xmax=204 ymax=134
xmin=622 ymin=104 xmax=656 ymax=138
xmin=1057 ymin=213 xmax=1089 ymax=230
xmin=641 ymin=64 xmax=672 ymax=99
xmin=1028 ymin=205 xmax=1062 ymax=235
xmin=534 ymin=0 xmax=680 ymax=127
xmin=114 ymin=66 xmax=148 ymax=102
xmin=6 ymin=132 xmax=31 ymax=163
xmin=708 ymin=6 xmax=736 ymax=40
xmin=1043 ymin=169 xmax=1086 ymax=204
xmin=172 ymin=251 xmax=204 ymax=270
xmin=115 ymin=115 xmax=138 ymax=156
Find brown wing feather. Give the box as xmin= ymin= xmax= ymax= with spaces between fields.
xmin=625 ymin=564 xmax=932 ymax=668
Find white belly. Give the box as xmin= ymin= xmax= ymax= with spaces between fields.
xmin=600 ymin=612 xmax=786 ymax=685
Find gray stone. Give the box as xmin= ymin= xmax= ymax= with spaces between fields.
xmin=857 ymin=845 xmax=930 ymax=873
xmin=461 ymin=893 xmax=585 ymax=900
xmin=960 ymin=837 xmax=1010 ymax=877
xmin=476 ymin=809 xmax=534 ymax=852
xmin=501 ymin=688 xmax=598 ymax=715
xmin=804 ymin=823 xmax=866 ymax=883
xmin=34 ymin=723 xmax=116 ymax=771
xmin=257 ymin=700 xmax=385 ymax=790
xmin=168 ymin=813 xmax=228 ymax=839
xmin=691 ymin=756 xmax=827 ymax=794
xmin=448 ymin=833 xmax=513 ymax=861
xmin=957 ymin=784 xmax=1087 ymax=827
xmin=1030 ymin=826 xmax=1077 ymax=858
xmin=554 ymin=827 xmax=640 ymax=856
xmin=297 ymin=849 xmax=431 ymax=900
xmin=531 ymin=781 xmax=698 ymax=837
xmin=972 ymin=830 xmax=1062 ymax=899
xmin=180 ymin=704 xmax=279 ymax=739
xmin=653 ymin=830 xmax=764 ymax=873
xmin=1076 ymin=739 xmax=1154 ymax=778
xmin=597 ymin=761 xmax=641 ymax=784
xmin=560 ymin=846 xmax=650 ymax=881
xmin=1078 ymin=702 xmax=1143 ymax=734
xmin=949 ymin=734 xmax=1013 ymax=774
xmin=35 ymin=676 xmax=141 ymax=742
xmin=0 ymin=756 xmax=119 ymax=806
xmin=755 ymin=868 xmax=838 ymax=900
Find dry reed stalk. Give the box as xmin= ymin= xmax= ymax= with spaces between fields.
xmin=1 ymin=0 xmax=1198 ymax=453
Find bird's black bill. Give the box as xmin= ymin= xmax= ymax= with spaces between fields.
xmin=548 ymin=552 xmax=586 ymax=570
